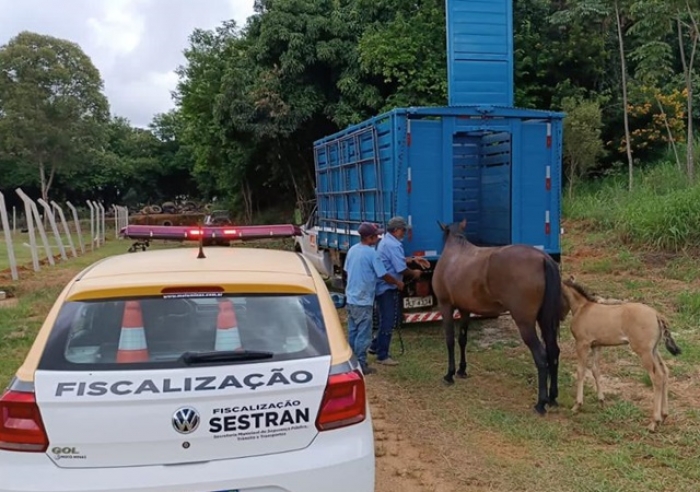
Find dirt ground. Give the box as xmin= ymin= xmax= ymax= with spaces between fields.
xmin=369 ymin=379 xmax=463 ymax=492
xmin=368 ymin=369 xmax=503 ymax=492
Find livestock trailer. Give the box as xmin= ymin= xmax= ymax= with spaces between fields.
xmin=296 ymin=104 xmax=564 ymax=321
xmin=294 ymin=0 xmax=567 ymax=322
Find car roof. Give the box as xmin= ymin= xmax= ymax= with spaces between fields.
xmin=81 ymin=247 xmax=311 ymax=277
xmin=66 ymin=247 xmax=318 ymax=300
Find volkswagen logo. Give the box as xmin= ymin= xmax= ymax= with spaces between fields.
xmin=172 ymin=407 xmax=200 ymax=434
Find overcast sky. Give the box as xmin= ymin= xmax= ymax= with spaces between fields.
xmin=0 ymin=0 xmax=255 ymax=128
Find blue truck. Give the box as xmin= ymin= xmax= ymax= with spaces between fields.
xmin=294 ymin=0 xmax=565 ymax=323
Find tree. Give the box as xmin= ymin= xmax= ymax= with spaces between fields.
xmin=562 ymin=97 xmax=606 ymax=198
xmin=0 ymin=31 xmax=109 ymax=202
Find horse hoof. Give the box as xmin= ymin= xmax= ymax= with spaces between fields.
xmin=533 ymin=404 xmax=547 ymax=416
xmin=443 ymin=376 xmax=455 ymax=386
xmin=456 ymin=371 xmax=468 ymax=379
xmin=548 ymin=399 xmax=559 ymax=408
xmin=647 ymin=422 xmax=659 ymax=433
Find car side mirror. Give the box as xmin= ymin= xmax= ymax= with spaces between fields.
xmin=330 ymin=292 xmax=347 ymax=309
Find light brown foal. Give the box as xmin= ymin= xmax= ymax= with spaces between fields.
xmin=561 ymin=276 xmax=682 ymax=432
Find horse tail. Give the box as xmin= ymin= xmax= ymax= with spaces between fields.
xmin=658 ymin=316 xmax=682 ymax=356
xmin=537 ymin=254 xmax=563 ymax=340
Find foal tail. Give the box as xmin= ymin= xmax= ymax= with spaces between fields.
xmin=658 ymin=316 xmax=682 ymax=356
xmin=537 ymin=254 xmax=563 ymax=340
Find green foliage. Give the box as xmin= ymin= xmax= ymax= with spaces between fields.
xmin=562 ymin=96 xmax=607 ymax=198
xmin=357 ymin=0 xmax=447 ymax=110
xmin=0 ymin=31 xmax=109 ymax=201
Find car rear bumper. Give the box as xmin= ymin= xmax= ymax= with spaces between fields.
xmin=0 ymin=420 xmax=374 ymax=492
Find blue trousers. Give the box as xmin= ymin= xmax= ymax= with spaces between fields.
xmin=372 ymin=289 xmax=400 ymax=361
xmin=347 ymin=304 xmax=374 ymax=368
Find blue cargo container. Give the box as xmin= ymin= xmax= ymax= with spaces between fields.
xmin=447 ymin=0 xmax=514 ymax=107
xmin=312 ymin=105 xmax=564 ymax=265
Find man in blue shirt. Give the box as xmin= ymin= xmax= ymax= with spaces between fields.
xmin=344 ymin=222 xmax=404 ymax=374
xmin=371 ymin=216 xmax=430 ymax=366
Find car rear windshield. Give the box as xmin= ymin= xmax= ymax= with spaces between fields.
xmin=38 ymin=293 xmax=331 ymax=371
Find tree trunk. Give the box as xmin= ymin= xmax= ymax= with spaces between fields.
xmin=615 ymin=0 xmax=634 ymax=191
xmin=654 ymin=95 xmax=682 ymax=171
xmin=684 ymin=4 xmax=699 ymax=181
xmin=568 ymin=170 xmax=575 ymax=201
xmin=241 ymin=181 xmax=253 ymax=225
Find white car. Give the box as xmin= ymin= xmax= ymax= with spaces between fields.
xmin=0 ymin=246 xmax=375 ymax=492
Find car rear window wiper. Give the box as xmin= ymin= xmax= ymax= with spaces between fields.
xmin=179 ymin=350 xmax=275 ymax=365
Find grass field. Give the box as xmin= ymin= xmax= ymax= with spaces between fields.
xmin=0 ymin=226 xmax=107 ymax=273
xmin=0 ymin=221 xmax=698 ymax=491
xmin=369 ymin=218 xmax=700 ymax=492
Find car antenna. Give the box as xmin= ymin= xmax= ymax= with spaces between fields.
xmin=197 ymin=218 xmax=206 ymax=259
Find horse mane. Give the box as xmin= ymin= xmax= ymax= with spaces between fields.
xmin=444 ymin=224 xmax=471 ymax=248
xmin=563 ymin=278 xmax=598 ymax=303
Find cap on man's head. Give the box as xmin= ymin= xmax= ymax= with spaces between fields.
xmin=387 ymin=216 xmax=408 ymax=231
xmin=358 ymin=222 xmax=384 ymax=237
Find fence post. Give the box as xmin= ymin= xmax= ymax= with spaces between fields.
xmin=0 ymin=192 xmax=19 ymax=280
xmin=92 ymin=201 xmax=102 ymax=248
xmin=38 ymin=198 xmax=67 ymax=261
xmin=92 ymin=201 xmax=101 ymax=247
xmin=99 ymin=202 xmax=106 ymax=244
xmin=113 ymin=205 xmax=119 ymax=239
xmin=52 ymin=201 xmax=77 ymax=258
xmin=86 ymin=201 xmax=96 ymax=250
xmin=29 ymin=197 xmax=54 ymax=265
xmin=123 ymin=205 xmax=129 ymax=229
xmin=12 ymin=206 xmax=16 ymax=233
xmin=66 ymin=202 xmax=85 ymax=254
xmin=15 ymin=189 xmax=41 ymax=271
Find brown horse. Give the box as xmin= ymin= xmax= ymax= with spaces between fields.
xmin=431 ymin=219 xmax=563 ymax=415
xmin=561 ymin=276 xmax=682 ymax=432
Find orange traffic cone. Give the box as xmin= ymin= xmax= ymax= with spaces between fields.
xmin=215 ymin=299 xmax=243 ymax=351
xmin=116 ymin=301 xmax=149 ymax=363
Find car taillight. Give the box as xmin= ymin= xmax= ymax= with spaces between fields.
xmin=0 ymin=390 xmax=49 ymax=452
xmin=315 ymin=369 xmax=366 ymax=431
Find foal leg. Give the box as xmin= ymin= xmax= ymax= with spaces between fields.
xmin=655 ymin=350 xmax=670 ymax=423
xmin=440 ymin=303 xmax=457 ymax=385
xmin=515 ymin=320 xmax=549 ymax=415
xmin=638 ymin=350 xmax=664 ymax=432
xmin=590 ymin=347 xmax=605 ymax=407
xmin=571 ymin=342 xmax=591 ymax=414
xmin=456 ymin=309 xmax=470 ymax=378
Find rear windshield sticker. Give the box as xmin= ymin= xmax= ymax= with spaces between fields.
xmin=162 ymin=292 xmax=223 ymax=299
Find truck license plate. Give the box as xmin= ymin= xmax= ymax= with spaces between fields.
xmin=403 ymin=296 xmax=433 ymax=309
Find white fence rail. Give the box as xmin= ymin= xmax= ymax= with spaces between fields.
xmin=0 ymin=188 xmax=129 ymax=281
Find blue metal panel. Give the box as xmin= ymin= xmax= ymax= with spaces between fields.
xmin=452 ymin=133 xmax=481 ymax=240
xmin=405 ymin=119 xmax=445 ymax=257
xmin=509 ymin=118 xmax=562 ymax=256
xmin=314 ymin=113 xmax=400 ymax=252
xmin=312 ymin=106 xmax=565 ymax=259
xmin=452 ymin=130 xmax=511 ymax=246
xmin=446 ymin=0 xmax=514 ymax=106
xmin=479 ymin=131 xmax=511 ymax=245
